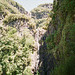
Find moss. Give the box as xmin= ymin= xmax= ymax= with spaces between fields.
xmin=45 ymin=0 xmax=75 ymax=74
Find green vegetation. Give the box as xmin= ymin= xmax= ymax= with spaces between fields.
xmin=45 ymin=0 xmax=75 ymax=75
xmin=35 ymin=18 xmax=47 ymax=29
xmin=3 ymin=14 xmax=36 ymax=30
xmin=3 ymin=14 xmax=30 ymax=24
xmin=0 ymin=0 xmax=19 ymax=14
xmin=31 ymin=4 xmax=52 ymax=19
xmin=0 ymin=0 xmax=36 ymax=74
xmin=0 ymin=0 xmax=75 ymax=75
xmin=31 ymin=3 xmax=52 ymax=29
xmin=51 ymin=55 xmax=75 ymax=75
xmin=0 ymin=0 xmax=26 ymax=15
xmin=31 ymin=7 xmax=50 ymax=19
xmin=0 ymin=25 xmax=35 ymax=75
xmin=28 ymin=18 xmax=36 ymax=29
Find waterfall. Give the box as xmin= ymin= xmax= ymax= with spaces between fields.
xmin=31 ymin=28 xmax=46 ymax=75
xmin=34 ymin=28 xmax=40 ymax=72
xmin=31 ymin=28 xmax=40 ymax=75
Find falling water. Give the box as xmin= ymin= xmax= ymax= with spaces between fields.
xmin=31 ymin=28 xmax=46 ymax=75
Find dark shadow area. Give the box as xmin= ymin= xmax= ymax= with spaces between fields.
xmin=38 ymin=30 xmax=56 ymax=75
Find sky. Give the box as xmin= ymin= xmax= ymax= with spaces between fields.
xmin=14 ymin=0 xmax=53 ymax=12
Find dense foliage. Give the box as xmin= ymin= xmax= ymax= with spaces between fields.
xmin=0 ymin=0 xmax=36 ymax=74
xmin=0 ymin=25 xmax=35 ymax=75
xmin=0 ymin=0 xmax=26 ymax=14
xmin=31 ymin=3 xmax=52 ymax=29
xmin=45 ymin=0 xmax=75 ymax=75
xmin=0 ymin=0 xmax=75 ymax=75
xmin=3 ymin=14 xmax=30 ymax=24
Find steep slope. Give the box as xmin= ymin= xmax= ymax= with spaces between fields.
xmin=0 ymin=0 xmax=27 ymax=15
xmin=38 ymin=0 xmax=75 ymax=75
xmin=31 ymin=3 xmax=53 ymax=19
xmin=31 ymin=3 xmax=53 ymax=29
xmin=30 ymin=4 xmax=53 ymax=74
xmin=0 ymin=0 xmax=75 ymax=75
xmin=0 ymin=24 xmax=35 ymax=75
xmin=0 ymin=0 xmax=36 ymax=75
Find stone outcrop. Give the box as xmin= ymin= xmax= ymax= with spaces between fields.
xmin=38 ymin=3 xmax=53 ymax=9
xmin=31 ymin=3 xmax=53 ymax=19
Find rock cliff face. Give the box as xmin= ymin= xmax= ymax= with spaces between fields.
xmin=30 ymin=4 xmax=53 ymax=74
xmin=31 ymin=3 xmax=53 ymax=29
xmin=0 ymin=0 xmax=75 ymax=75
xmin=0 ymin=1 xmax=53 ymax=74
xmin=7 ymin=0 xmax=28 ymax=14
xmin=38 ymin=3 xmax=53 ymax=9
xmin=38 ymin=0 xmax=75 ymax=75
xmin=0 ymin=0 xmax=28 ymax=17
xmin=31 ymin=3 xmax=53 ymax=19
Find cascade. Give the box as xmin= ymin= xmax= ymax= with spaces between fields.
xmin=31 ymin=28 xmax=40 ymax=75
xmin=31 ymin=28 xmax=46 ymax=75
